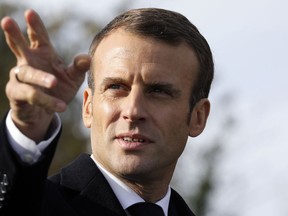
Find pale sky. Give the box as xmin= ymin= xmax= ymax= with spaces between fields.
xmin=3 ymin=0 xmax=288 ymax=215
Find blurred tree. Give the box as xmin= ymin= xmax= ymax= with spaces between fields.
xmin=0 ymin=3 xmax=18 ymax=117
xmin=187 ymin=92 xmax=237 ymax=215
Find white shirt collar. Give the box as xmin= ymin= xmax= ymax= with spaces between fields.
xmin=91 ymin=155 xmax=171 ymax=216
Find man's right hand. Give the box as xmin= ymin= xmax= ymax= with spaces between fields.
xmin=1 ymin=9 xmax=91 ymax=142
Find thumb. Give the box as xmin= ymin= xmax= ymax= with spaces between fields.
xmin=67 ymin=54 xmax=91 ymax=81
xmin=73 ymin=54 xmax=91 ymax=72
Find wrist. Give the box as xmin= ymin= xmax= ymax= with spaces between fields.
xmin=11 ymin=110 xmax=54 ymax=143
xmin=6 ymin=111 xmax=62 ymax=164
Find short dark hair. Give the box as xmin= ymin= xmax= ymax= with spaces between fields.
xmin=88 ymin=8 xmax=214 ymax=109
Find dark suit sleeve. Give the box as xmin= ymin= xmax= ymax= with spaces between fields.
xmin=0 ymin=113 xmax=61 ymax=215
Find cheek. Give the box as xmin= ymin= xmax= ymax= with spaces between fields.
xmin=161 ymin=107 xmax=190 ymax=146
xmin=164 ymin=124 xmax=189 ymax=161
xmin=90 ymin=101 xmax=120 ymax=153
xmin=92 ymin=100 xmax=120 ymax=129
xmin=160 ymin=105 xmax=190 ymax=130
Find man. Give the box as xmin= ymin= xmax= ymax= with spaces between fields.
xmin=0 ymin=7 xmax=213 ymax=216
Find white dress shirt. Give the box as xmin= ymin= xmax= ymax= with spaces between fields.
xmin=91 ymin=155 xmax=171 ymax=216
xmin=5 ymin=111 xmax=61 ymax=164
xmin=5 ymin=111 xmax=171 ymax=215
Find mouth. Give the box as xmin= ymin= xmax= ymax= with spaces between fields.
xmin=116 ymin=133 xmax=152 ymax=150
xmin=122 ymin=137 xmax=145 ymax=143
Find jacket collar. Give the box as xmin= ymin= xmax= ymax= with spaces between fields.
xmin=59 ymin=153 xmax=127 ymax=216
xmin=57 ymin=153 xmax=194 ymax=216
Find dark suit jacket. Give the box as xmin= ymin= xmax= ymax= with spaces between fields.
xmin=0 ymin=115 xmax=195 ymax=216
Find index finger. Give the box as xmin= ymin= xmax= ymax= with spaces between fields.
xmin=12 ymin=65 xmax=57 ymax=89
xmin=25 ymin=9 xmax=52 ymax=48
xmin=1 ymin=16 xmax=29 ymax=58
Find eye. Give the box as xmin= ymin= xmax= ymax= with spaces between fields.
xmin=105 ymin=83 xmax=129 ymax=93
xmin=146 ymin=83 xmax=180 ymax=99
xmin=100 ymin=78 xmax=130 ymax=97
xmin=151 ymin=87 xmax=166 ymax=94
xmin=108 ymin=84 xmax=122 ymax=90
xmin=148 ymin=86 xmax=172 ymax=96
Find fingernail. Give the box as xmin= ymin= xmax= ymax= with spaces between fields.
xmin=44 ymin=76 xmax=56 ymax=87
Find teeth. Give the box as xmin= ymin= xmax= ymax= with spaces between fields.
xmin=122 ymin=137 xmax=144 ymax=142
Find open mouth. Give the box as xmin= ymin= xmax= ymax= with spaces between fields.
xmin=116 ymin=133 xmax=152 ymax=150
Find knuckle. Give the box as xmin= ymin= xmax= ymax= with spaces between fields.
xmin=5 ymin=82 xmax=12 ymax=98
xmin=9 ymin=68 xmax=16 ymax=78
xmin=5 ymin=81 xmax=18 ymax=100
xmin=22 ymin=68 xmax=32 ymax=82
xmin=27 ymin=88 xmax=52 ymax=109
xmin=27 ymin=88 xmax=39 ymax=104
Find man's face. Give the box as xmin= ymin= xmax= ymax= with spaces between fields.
xmin=83 ymin=29 xmax=209 ymax=183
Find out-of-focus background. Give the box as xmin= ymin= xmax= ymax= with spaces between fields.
xmin=1 ymin=0 xmax=287 ymax=215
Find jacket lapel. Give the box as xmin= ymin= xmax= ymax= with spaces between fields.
xmin=56 ymin=154 xmax=195 ymax=216
xmin=169 ymin=189 xmax=196 ymax=216
xmin=59 ymin=154 xmax=127 ymax=216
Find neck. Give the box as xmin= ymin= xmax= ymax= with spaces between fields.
xmin=118 ymin=166 xmax=174 ymax=203
xmin=91 ymin=154 xmax=175 ymax=202
xmin=124 ymin=179 xmax=169 ymax=203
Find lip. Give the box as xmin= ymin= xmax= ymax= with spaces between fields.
xmin=115 ymin=132 xmax=153 ymax=150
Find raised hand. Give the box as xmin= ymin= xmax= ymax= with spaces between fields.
xmin=1 ymin=9 xmax=91 ymax=142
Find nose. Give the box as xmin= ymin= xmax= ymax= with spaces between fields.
xmin=122 ymin=88 xmax=147 ymax=123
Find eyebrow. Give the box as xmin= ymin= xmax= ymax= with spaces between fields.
xmin=99 ymin=78 xmax=181 ymax=97
xmin=100 ymin=77 xmax=127 ymax=87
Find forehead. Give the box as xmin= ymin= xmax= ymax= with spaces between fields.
xmin=92 ymin=29 xmax=199 ymax=82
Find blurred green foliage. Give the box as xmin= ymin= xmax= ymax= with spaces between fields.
xmin=0 ymin=4 xmax=16 ymax=116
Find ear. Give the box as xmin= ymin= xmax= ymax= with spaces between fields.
xmin=82 ymin=88 xmax=93 ymax=128
xmin=189 ymin=98 xmax=210 ymax=137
